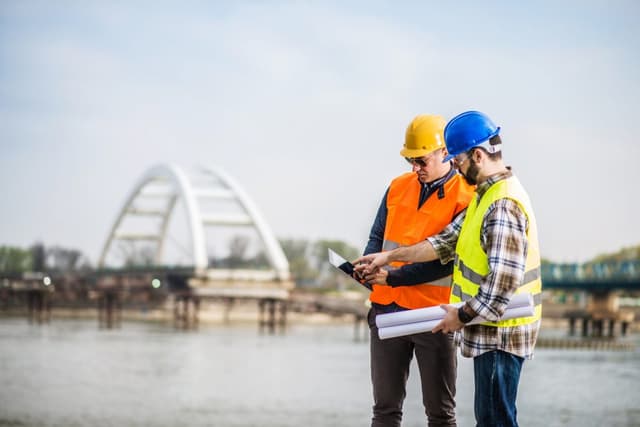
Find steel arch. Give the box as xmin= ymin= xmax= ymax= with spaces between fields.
xmin=98 ymin=164 xmax=290 ymax=280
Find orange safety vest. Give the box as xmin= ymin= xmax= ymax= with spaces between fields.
xmin=370 ymin=172 xmax=474 ymax=309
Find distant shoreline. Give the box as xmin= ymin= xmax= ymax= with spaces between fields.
xmin=2 ymin=303 xmax=639 ymax=333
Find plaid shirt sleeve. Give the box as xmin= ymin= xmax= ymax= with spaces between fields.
xmin=466 ymin=198 xmax=529 ymax=321
xmin=427 ymin=209 xmax=466 ymax=264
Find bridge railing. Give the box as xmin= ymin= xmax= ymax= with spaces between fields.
xmin=541 ymin=260 xmax=640 ymax=283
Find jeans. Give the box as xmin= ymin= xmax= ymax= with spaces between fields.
xmin=369 ymin=309 xmax=457 ymax=427
xmin=473 ymin=350 xmax=524 ymax=427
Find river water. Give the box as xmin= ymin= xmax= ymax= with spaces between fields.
xmin=1 ymin=318 xmax=639 ymax=427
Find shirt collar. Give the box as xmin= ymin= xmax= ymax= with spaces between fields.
xmin=422 ymin=163 xmax=455 ymax=190
xmin=476 ymin=167 xmax=513 ymax=198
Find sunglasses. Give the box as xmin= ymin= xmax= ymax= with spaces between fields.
xmin=453 ymin=149 xmax=477 ymax=168
xmin=405 ymin=150 xmax=442 ymax=167
xmin=452 ymin=155 xmax=470 ymax=168
xmin=405 ymin=157 xmax=428 ymax=167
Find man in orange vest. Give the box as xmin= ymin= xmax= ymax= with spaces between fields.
xmin=362 ymin=115 xmax=474 ymax=427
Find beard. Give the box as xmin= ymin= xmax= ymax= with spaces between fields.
xmin=461 ymin=158 xmax=480 ymax=185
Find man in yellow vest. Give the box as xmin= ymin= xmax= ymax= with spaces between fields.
xmin=355 ymin=111 xmax=542 ymax=427
xmin=362 ymin=115 xmax=474 ymax=427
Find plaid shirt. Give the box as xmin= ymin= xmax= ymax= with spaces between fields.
xmin=427 ymin=170 xmax=540 ymax=359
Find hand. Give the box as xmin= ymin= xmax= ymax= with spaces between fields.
xmin=364 ymin=268 xmax=388 ymax=285
xmin=353 ymin=252 xmax=391 ymax=275
xmin=432 ymin=304 xmax=465 ymax=334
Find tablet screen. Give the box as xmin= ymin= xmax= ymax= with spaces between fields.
xmin=328 ymin=248 xmax=372 ymax=291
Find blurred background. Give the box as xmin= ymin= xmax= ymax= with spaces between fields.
xmin=1 ymin=1 xmax=639 ymax=426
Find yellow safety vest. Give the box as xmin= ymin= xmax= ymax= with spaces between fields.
xmin=450 ymin=175 xmax=542 ymax=327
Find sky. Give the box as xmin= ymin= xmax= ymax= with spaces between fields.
xmin=1 ymin=0 xmax=639 ymax=265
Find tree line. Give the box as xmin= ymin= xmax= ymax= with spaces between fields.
xmin=4 ymin=240 xmax=636 ymax=289
xmin=0 ymin=243 xmax=91 ymax=274
xmin=0 ymin=238 xmax=364 ymax=290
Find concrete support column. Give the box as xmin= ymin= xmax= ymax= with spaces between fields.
xmin=568 ymin=317 xmax=576 ymax=336
xmin=98 ymin=291 xmax=121 ymax=329
xmin=173 ymin=294 xmax=199 ymax=329
xmin=27 ymin=290 xmax=50 ymax=324
xmin=259 ymin=298 xmax=287 ymax=334
xmin=581 ymin=317 xmax=590 ymax=337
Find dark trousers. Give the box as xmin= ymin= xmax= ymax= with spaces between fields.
xmin=473 ymin=350 xmax=524 ymax=427
xmin=370 ymin=313 xmax=457 ymax=427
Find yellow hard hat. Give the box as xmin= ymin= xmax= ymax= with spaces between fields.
xmin=400 ymin=115 xmax=447 ymax=158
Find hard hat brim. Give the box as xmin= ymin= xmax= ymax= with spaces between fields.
xmin=442 ymin=126 xmax=501 ymax=163
xmin=400 ymin=146 xmax=444 ymax=159
xmin=400 ymin=147 xmax=429 ymax=158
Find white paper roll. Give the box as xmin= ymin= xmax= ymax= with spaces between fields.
xmin=503 ymin=293 xmax=534 ymax=309
xmin=378 ymin=319 xmax=441 ymax=339
xmin=377 ymin=303 xmax=535 ymax=340
xmin=376 ymin=303 xmax=461 ymax=329
xmin=376 ymin=292 xmax=534 ymax=328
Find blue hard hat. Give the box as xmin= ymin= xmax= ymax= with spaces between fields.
xmin=443 ymin=111 xmax=501 ymax=162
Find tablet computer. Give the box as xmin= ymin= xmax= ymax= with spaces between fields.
xmin=327 ymin=248 xmax=372 ymax=290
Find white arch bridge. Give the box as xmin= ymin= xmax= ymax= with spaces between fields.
xmin=94 ymin=164 xmax=295 ymax=327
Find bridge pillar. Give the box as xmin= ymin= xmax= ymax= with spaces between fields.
xmin=98 ymin=290 xmax=121 ymax=329
xmin=563 ymin=290 xmax=636 ymax=339
xmin=588 ymin=290 xmax=619 ymax=313
xmin=607 ymin=318 xmax=615 ymax=337
xmin=173 ymin=293 xmax=200 ymax=329
xmin=587 ymin=290 xmax=635 ymax=338
xmin=592 ymin=318 xmax=604 ymax=337
xmin=581 ymin=316 xmax=590 ymax=337
xmin=258 ymin=298 xmax=286 ymax=333
xmin=27 ymin=289 xmax=51 ymax=324
xmin=568 ymin=316 xmax=576 ymax=336
xmin=278 ymin=299 xmax=287 ymax=331
xmin=621 ymin=321 xmax=629 ymax=336
xmin=222 ymin=297 xmax=235 ymax=324
xmin=354 ymin=313 xmax=368 ymax=342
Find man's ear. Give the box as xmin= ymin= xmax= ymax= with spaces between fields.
xmin=471 ymin=148 xmax=482 ymax=162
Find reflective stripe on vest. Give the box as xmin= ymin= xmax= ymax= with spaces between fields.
xmin=369 ymin=172 xmax=475 ymax=309
xmin=382 ymin=240 xmax=400 ymax=252
xmin=454 ymin=255 xmax=541 ymax=290
xmin=451 ymin=283 xmax=543 ymax=306
xmin=450 ymin=175 xmax=542 ymax=327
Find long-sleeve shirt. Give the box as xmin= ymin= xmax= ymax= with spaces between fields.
xmin=364 ymin=167 xmax=456 ymax=313
xmin=427 ymin=169 xmax=539 ymax=359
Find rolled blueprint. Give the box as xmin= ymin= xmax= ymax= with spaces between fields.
xmin=376 ymin=292 xmax=534 ymax=329
xmin=378 ymin=304 xmax=535 ymax=340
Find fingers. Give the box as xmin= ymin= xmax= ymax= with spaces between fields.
xmin=352 ymin=260 xmax=370 ymax=273
xmin=361 ymin=267 xmax=381 ymax=282
xmin=433 ymin=304 xmax=465 ymax=334
xmin=352 ymin=253 xmax=392 ymax=286
xmin=362 ymin=264 xmax=383 ymax=277
xmin=352 ymin=257 xmax=376 ymax=275
xmin=365 ymin=269 xmax=387 ymax=285
xmin=432 ymin=319 xmax=446 ymax=334
xmin=353 ymin=252 xmax=391 ymax=283
xmin=352 ymin=254 xmax=375 ymax=265
xmin=353 ymin=268 xmax=372 ymax=282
